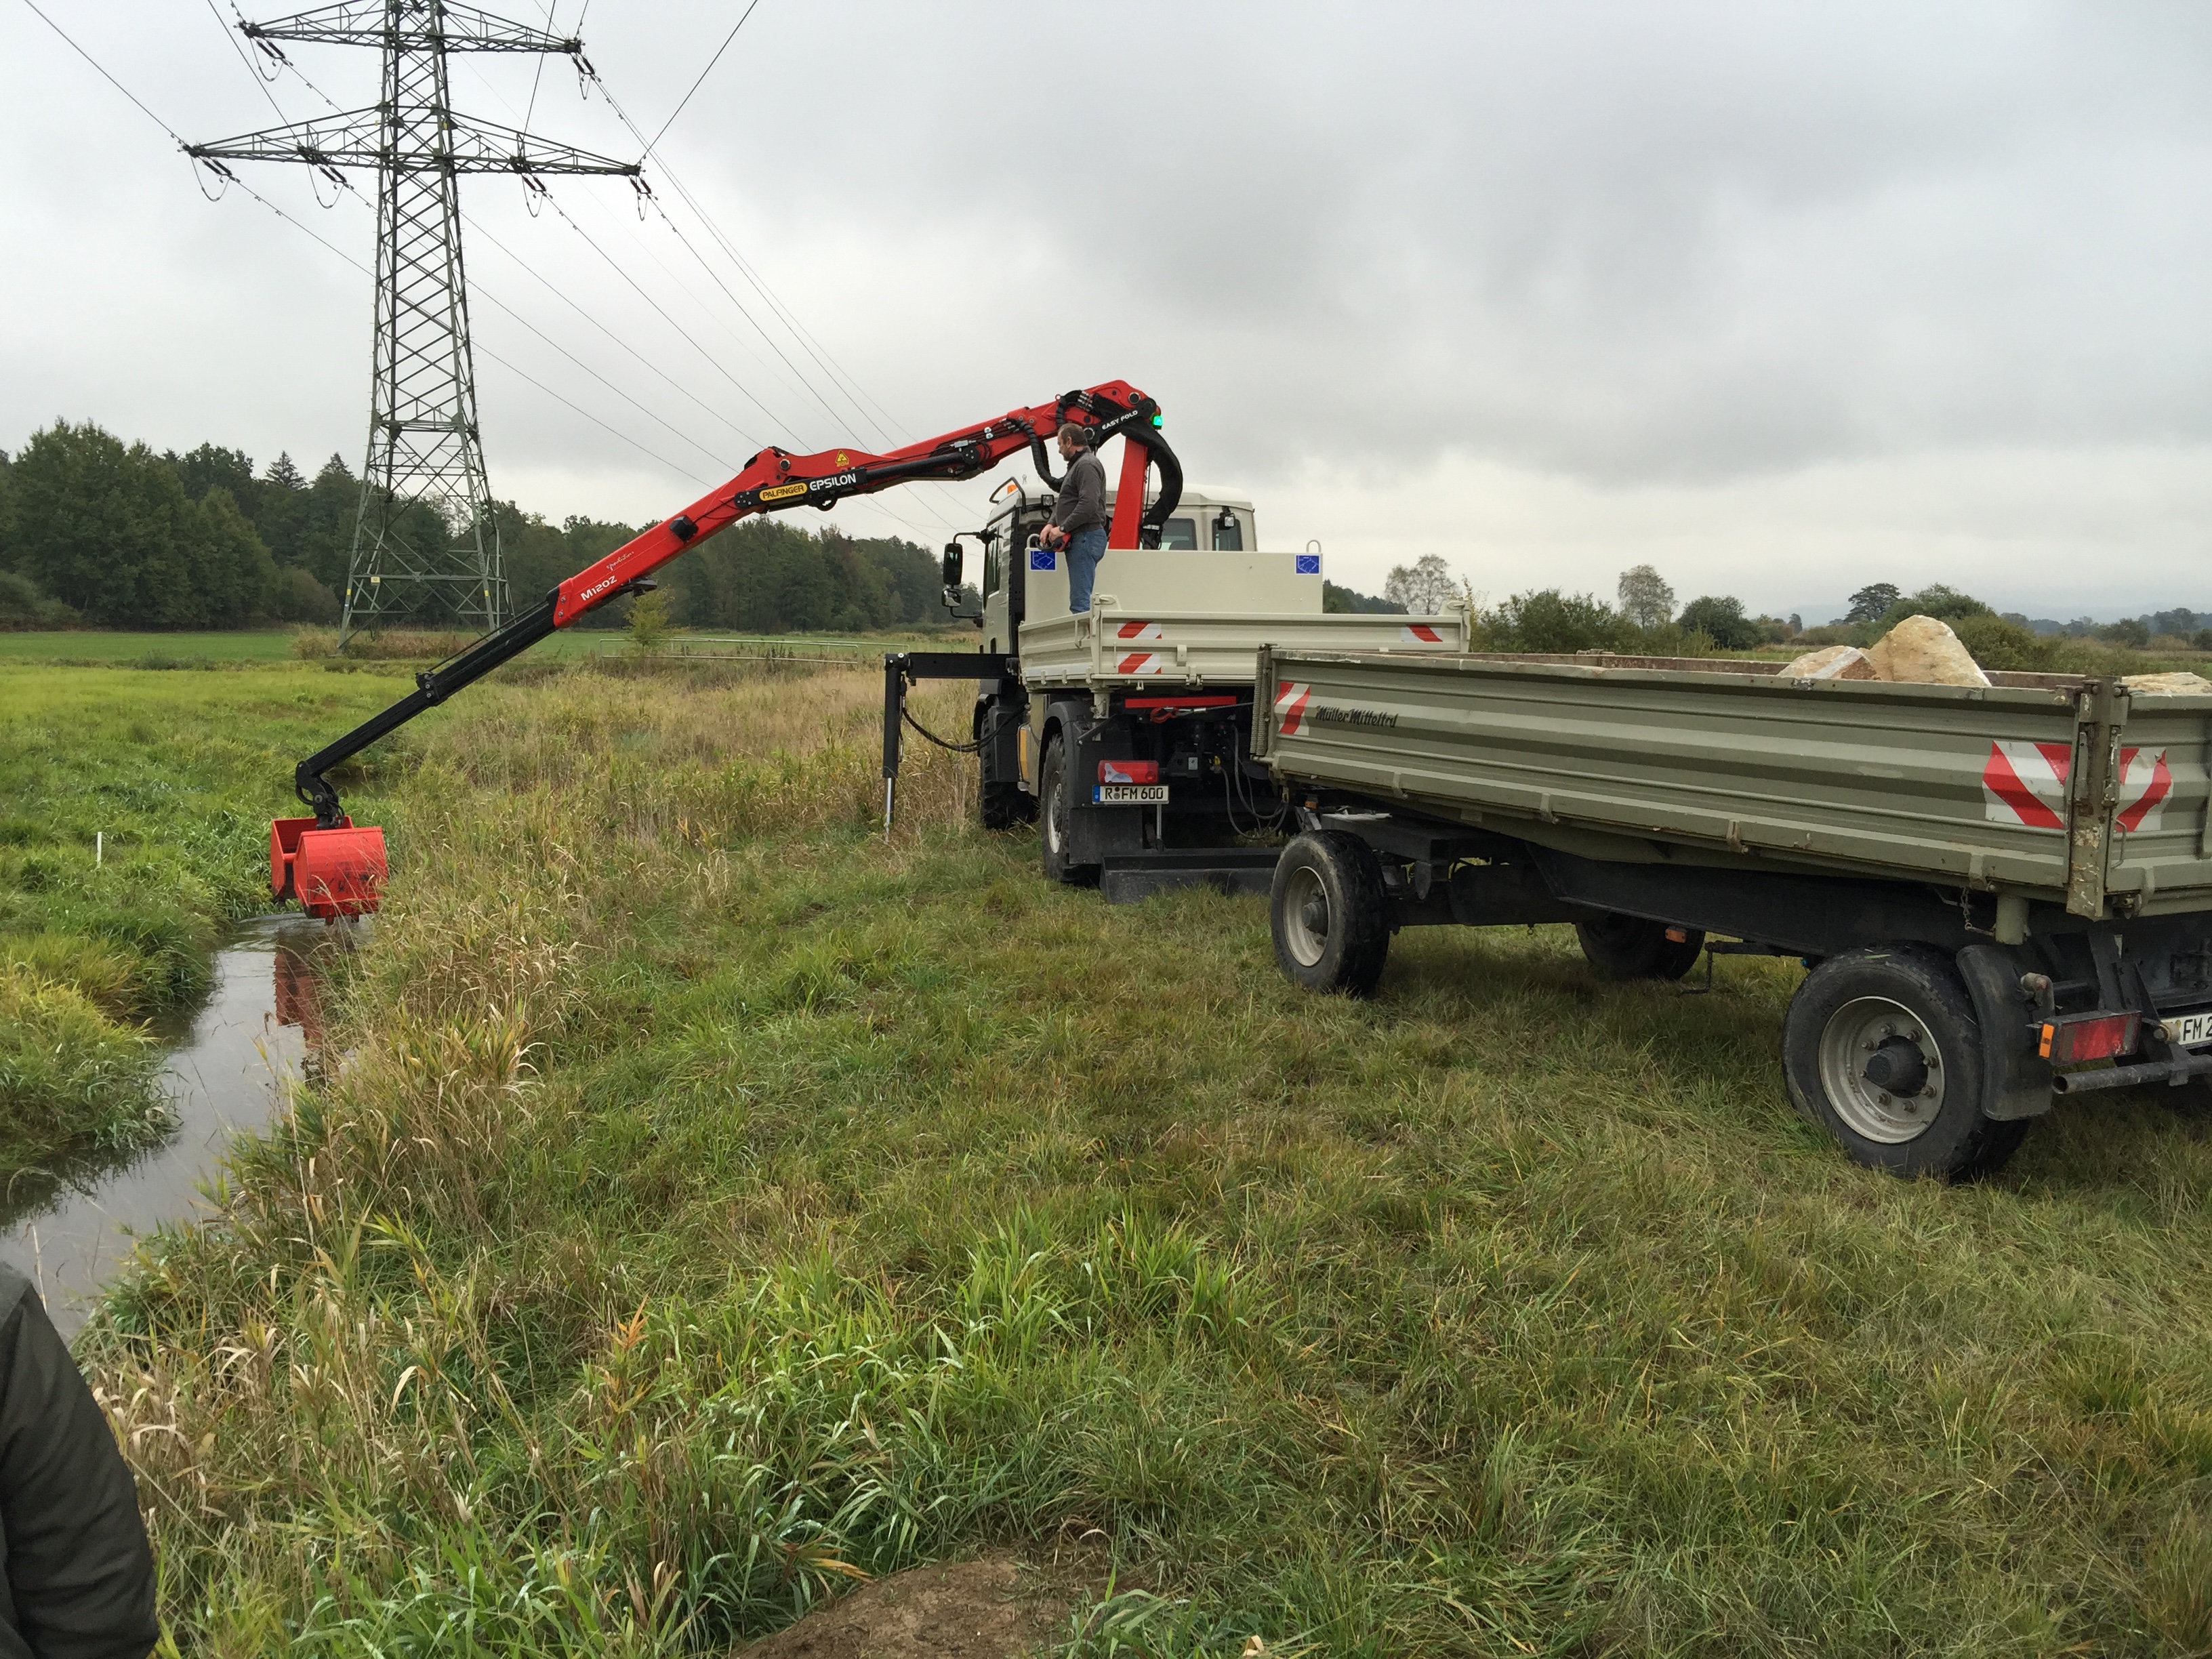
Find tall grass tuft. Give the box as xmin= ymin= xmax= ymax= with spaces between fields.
xmin=0 ymin=965 xmax=169 ymax=1163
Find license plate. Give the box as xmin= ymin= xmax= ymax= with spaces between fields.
xmin=2165 ymin=1008 xmax=2212 ymax=1048
xmin=1094 ymin=784 xmax=1169 ymax=804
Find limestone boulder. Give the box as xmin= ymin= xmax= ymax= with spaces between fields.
xmin=1779 ymin=644 xmax=1877 ymax=682
xmin=1864 ymin=615 xmax=1990 ymax=688
xmin=2123 ymin=671 xmax=2212 ymax=695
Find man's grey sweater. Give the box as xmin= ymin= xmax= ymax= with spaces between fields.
xmin=1049 ymin=448 xmax=1107 ymax=536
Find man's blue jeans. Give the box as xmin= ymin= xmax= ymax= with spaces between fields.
xmin=1065 ymin=526 xmax=1109 ymax=613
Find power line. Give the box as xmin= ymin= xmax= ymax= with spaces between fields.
xmin=542 ymin=190 xmax=813 ymax=441
xmin=573 ymin=188 xmax=834 ymax=436
xmin=580 ymin=69 xmax=975 ymax=530
xmin=14 ymin=0 xmax=708 ymax=491
xmin=18 ymin=0 xmax=191 ymax=144
xmin=201 ymin=0 xmax=289 ymax=125
xmin=640 ymin=0 xmax=761 ymax=163
xmin=194 ymin=15 xmax=955 ymax=535
xmin=24 ymin=0 xmax=968 ymax=546
xmin=460 ymin=207 xmax=764 ymax=457
xmin=587 ymin=70 xmax=903 ymax=445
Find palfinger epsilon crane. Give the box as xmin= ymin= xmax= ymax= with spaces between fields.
xmin=270 ymin=381 xmax=1181 ymax=916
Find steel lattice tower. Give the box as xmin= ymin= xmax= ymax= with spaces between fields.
xmin=190 ymin=2 xmax=639 ymax=640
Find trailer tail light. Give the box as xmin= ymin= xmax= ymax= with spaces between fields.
xmin=271 ymin=816 xmax=388 ymax=918
xmin=2039 ymin=1011 xmax=2139 ymax=1064
xmin=1099 ymin=759 xmax=1159 ymax=785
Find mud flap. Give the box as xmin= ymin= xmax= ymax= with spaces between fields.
xmin=1956 ymin=943 xmax=2054 ymax=1120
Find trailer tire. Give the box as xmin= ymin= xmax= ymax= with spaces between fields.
xmin=1782 ymin=945 xmax=2028 ymax=1180
xmin=1271 ymin=831 xmax=1391 ymax=997
xmin=1575 ymin=913 xmax=1706 ymax=981
xmin=1039 ymin=734 xmax=1096 ymax=886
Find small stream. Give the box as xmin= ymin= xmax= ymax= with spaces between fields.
xmin=0 ymin=916 xmax=354 ymax=1338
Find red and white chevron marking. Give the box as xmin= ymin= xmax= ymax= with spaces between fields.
xmin=1982 ymin=739 xmax=2171 ymax=832
xmin=1274 ymin=679 xmax=1312 ymax=735
xmin=1400 ymin=623 xmax=1446 ymax=644
xmin=1113 ymin=652 xmax=1166 ymax=675
xmin=1113 ymin=620 xmax=1163 ymax=640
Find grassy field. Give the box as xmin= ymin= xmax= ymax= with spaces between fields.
xmin=0 ymin=625 xmax=972 ymax=666
xmin=57 ymin=659 xmax=2212 ymax=1657
xmin=0 ymin=660 xmax=416 ymax=1176
xmin=0 ymin=629 xmax=306 ymax=661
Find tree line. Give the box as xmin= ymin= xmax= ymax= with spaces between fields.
xmin=0 ymin=420 xmax=957 ymax=635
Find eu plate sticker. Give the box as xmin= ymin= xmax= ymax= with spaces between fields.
xmin=1030 ymin=548 xmax=1057 ymax=570
xmin=1295 ymin=554 xmax=1321 ymax=575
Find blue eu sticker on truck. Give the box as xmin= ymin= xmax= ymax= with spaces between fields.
xmin=1296 ymin=554 xmax=1321 ymax=574
xmin=1030 ymin=548 xmax=1057 ymax=570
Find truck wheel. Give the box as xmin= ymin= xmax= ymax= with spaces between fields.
xmin=1575 ymin=913 xmax=1706 ymax=981
xmin=1271 ymin=831 xmax=1391 ymax=996
xmin=1039 ymin=734 xmax=1096 ymax=885
xmin=1781 ymin=945 xmax=2029 ymax=1180
xmin=980 ymin=779 xmax=1034 ymax=830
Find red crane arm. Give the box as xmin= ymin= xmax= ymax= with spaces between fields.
xmin=554 ymin=379 xmax=1175 ymax=625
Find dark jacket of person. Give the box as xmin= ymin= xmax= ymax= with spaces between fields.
xmin=0 ymin=1267 xmax=156 ymax=1659
xmin=1049 ymin=447 xmax=1108 ymax=537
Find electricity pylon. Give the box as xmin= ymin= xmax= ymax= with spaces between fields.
xmin=190 ymin=2 xmax=639 ymax=641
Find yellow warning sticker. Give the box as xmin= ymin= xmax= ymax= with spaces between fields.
xmin=836 ymin=452 xmax=849 ymax=466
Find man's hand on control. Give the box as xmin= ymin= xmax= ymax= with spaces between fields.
xmin=1041 ymin=525 xmax=1069 ymax=550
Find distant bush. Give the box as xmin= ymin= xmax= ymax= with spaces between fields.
xmin=293 ymin=626 xmax=474 ymax=661
xmin=0 ymin=569 xmax=77 ymax=630
xmin=1323 ymin=581 xmax=1405 ymax=615
xmin=268 ymin=565 xmax=339 ymax=625
xmin=1677 ymin=595 xmax=1765 ymax=650
xmin=1481 ymin=590 xmax=1637 ymax=652
xmin=2101 ymin=617 xmax=2152 ymax=649
xmin=1952 ymin=613 xmax=2061 ymax=672
xmin=1877 ymin=584 xmax=1990 ymax=630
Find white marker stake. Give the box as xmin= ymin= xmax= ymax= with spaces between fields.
xmin=95 ymin=832 xmax=102 ymax=867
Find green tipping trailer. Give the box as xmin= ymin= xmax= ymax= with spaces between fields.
xmin=1249 ymin=647 xmax=2212 ymax=1179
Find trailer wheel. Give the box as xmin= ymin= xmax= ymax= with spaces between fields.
xmin=1575 ymin=913 xmax=1706 ymax=981
xmin=1782 ymin=945 xmax=2028 ymax=1180
xmin=1271 ymin=831 xmax=1391 ymax=996
xmin=1039 ymin=734 xmax=1096 ymax=886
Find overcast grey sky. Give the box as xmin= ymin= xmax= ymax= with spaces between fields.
xmin=5 ymin=1 xmax=2209 ymax=619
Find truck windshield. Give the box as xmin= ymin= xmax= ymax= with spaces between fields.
xmin=1159 ymin=517 xmax=1197 ymax=549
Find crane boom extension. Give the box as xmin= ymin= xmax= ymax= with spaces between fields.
xmin=270 ymin=381 xmax=1182 ymax=916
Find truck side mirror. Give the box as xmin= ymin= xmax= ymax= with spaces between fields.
xmin=941 ymin=542 xmax=963 ymax=586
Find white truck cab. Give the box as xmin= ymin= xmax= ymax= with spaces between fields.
xmin=975 ymin=484 xmax=1283 ymax=656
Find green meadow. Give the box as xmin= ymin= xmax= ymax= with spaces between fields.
xmin=19 ymin=655 xmax=2196 ymax=1656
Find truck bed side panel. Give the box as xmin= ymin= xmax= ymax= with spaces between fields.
xmin=1257 ymin=653 xmax=2212 ymax=906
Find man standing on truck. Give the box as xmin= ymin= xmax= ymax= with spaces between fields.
xmin=1039 ymin=422 xmax=1109 ymax=613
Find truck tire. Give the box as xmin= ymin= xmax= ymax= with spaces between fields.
xmin=1575 ymin=913 xmax=1706 ymax=981
xmin=1271 ymin=831 xmax=1391 ymax=996
xmin=1781 ymin=945 xmax=2029 ymax=1180
xmin=1039 ymin=733 xmax=1096 ymax=885
xmin=981 ymin=779 xmax=1034 ymax=830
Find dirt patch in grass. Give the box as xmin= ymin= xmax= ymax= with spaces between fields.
xmin=737 ymin=1553 xmax=1069 ymax=1659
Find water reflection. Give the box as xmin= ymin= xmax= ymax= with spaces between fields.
xmin=0 ymin=916 xmax=358 ymax=1338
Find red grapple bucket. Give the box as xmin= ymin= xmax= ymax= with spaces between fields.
xmin=270 ymin=815 xmax=388 ymax=918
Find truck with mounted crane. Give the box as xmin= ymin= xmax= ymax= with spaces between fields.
xmin=263 ymin=377 xmax=2212 ymax=1181
xmin=270 ymin=380 xmax=1467 ymax=917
